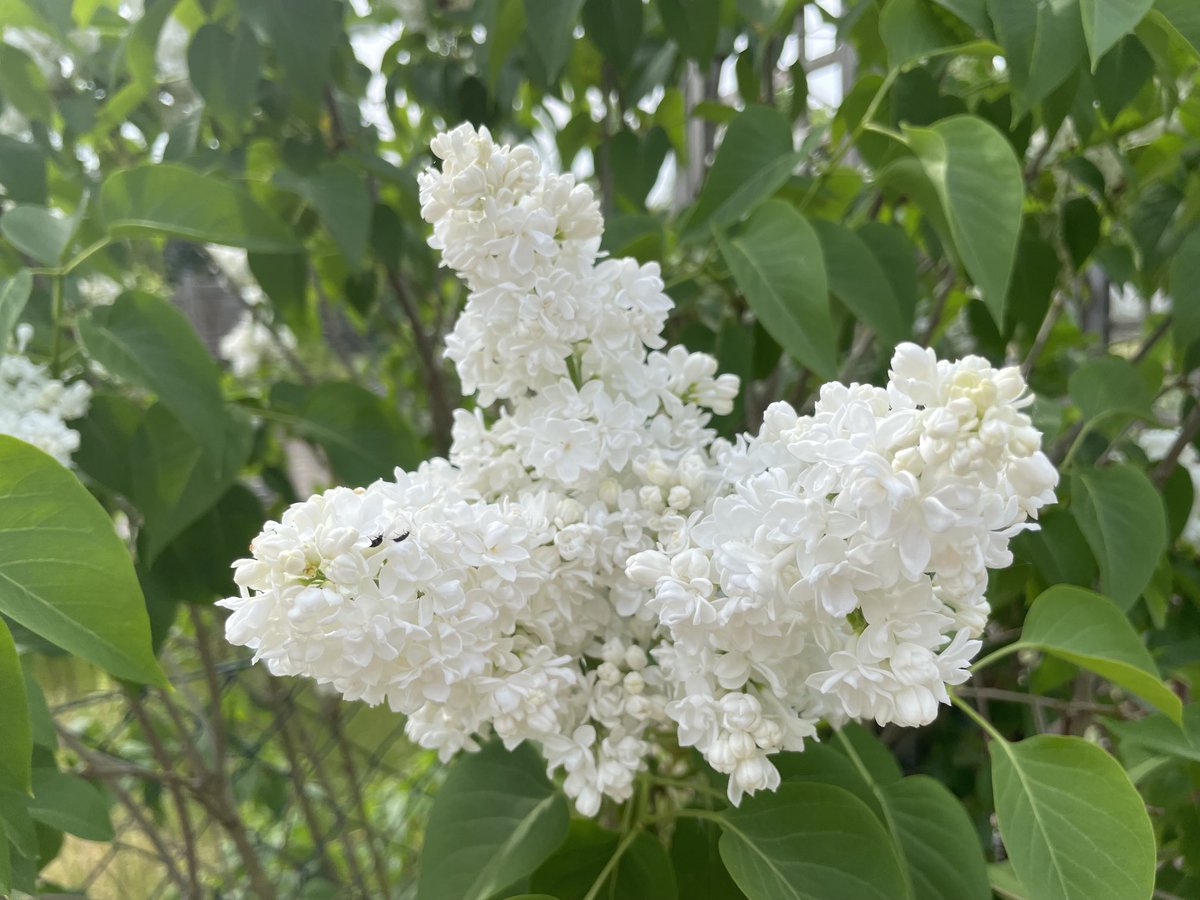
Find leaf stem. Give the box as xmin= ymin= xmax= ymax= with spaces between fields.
xmin=50 ymin=274 xmax=63 ymax=375
xmin=582 ymin=825 xmax=643 ymax=900
xmin=970 ymin=641 xmax=1026 ymax=674
xmin=950 ymin=690 xmax=1007 ymax=744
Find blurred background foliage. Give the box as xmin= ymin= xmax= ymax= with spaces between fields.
xmin=2 ymin=0 xmax=1200 ymax=897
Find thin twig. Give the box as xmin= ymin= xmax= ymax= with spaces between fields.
xmin=384 ymin=266 xmax=454 ymax=451
xmin=1021 ymin=294 xmax=1065 ymax=378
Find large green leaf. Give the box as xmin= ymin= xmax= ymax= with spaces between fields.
xmin=1067 ymin=355 xmax=1154 ymax=421
xmin=658 ymin=0 xmax=720 ymax=61
xmin=582 ymin=0 xmax=644 ymax=67
xmin=987 ymin=0 xmax=1086 ymax=115
xmin=0 ymin=45 xmax=51 ymax=123
xmin=99 ymin=165 xmax=301 ymax=253
xmin=716 ymin=200 xmax=837 ymax=380
xmin=1081 ymin=0 xmax=1154 ymax=66
xmin=0 ymin=621 xmax=30 ymax=795
xmin=1104 ymin=704 xmax=1200 ymax=763
xmin=881 ymin=0 xmax=962 ymax=68
xmin=28 ymin=770 xmax=113 ymax=842
xmin=1169 ymin=228 xmax=1200 ymax=356
xmin=275 ymin=162 xmax=371 ymax=267
xmin=990 ymin=735 xmax=1155 ymax=900
xmin=670 ymin=817 xmax=747 ymax=900
xmin=78 ymin=291 xmax=228 ymax=460
xmin=73 ymin=392 xmax=144 ymax=500
xmin=1020 ymin=585 xmax=1182 ymax=722
xmin=531 ymin=820 xmax=677 ymax=899
xmin=813 ymin=219 xmax=911 ymax=345
xmin=1156 ymin=0 xmax=1200 ymax=55
xmin=933 ymin=0 xmax=990 ymax=31
xmin=188 ymin=23 xmax=261 ymax=135
xmin=0 ymin=136 xmax=46 ymax=204
xmin=125 ymin=0 xmax=181 ymax=87
xmin=0 ymin=437 xmax=164 ymax=685
xmin=686 ymin=106 xmax=799 ymax=238
xmin=240 ymin=0 xmax=340 ymax=109
xmin=904 ymin=115 xmax=1023 ymax=323
xmin=1071 ymin=465 xmax=1167 ymax=610
xmin=417 ymin=741 xmax=569 ymax=900
xmin=0 ymin=269 xmax=32 ymax=344
xmin=131 ymin=404 xmax=253 ymax=564
xmin=0 ymin=205 xmax=73 ymax=265
xmin=524 ymin=0 xmax=587 ymax=80
xmin=880 ymin=777 xmax=990 ymax=900
xmin=718 ymin=783 xmax=908 ymax=900
xmin=856 ymin=222 xmax=918 ymax=328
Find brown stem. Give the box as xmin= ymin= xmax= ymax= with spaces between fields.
xmin=127 ymin=693 xmax=203 ymax=899
xmin=384 ymin=266 xmax=454 ymax=452
xmin=331 ymin=702 xmax=392 ymax=896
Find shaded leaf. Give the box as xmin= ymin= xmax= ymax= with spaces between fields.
xmin=813 ymin=219 xmax=911 ymax=345
xmin=716 ymin=200 xmax=837 ymax=379
xmin=99 ymin=165 xmax=301 ymax=253
xmin=0 ymin=621 xmax=30 ymax=795
xmin=524 ymin=0 xmax=587 ymax=81
xmin=1071 ymin=465 xmax=1167 ymax=610
xmin=0 ymin=437 xmax=163 ymax=685
xmin=188 ymin=23 xmax=261 ymax=135
xmin=28 ymin=770 xmax=112 ymax=842
xmin=417 ymin=741 xmax=569 ymax=900
xmin=0 ymin=269 xmax=32 ymax=344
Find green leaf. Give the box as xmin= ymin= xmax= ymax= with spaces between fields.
xmin=903 ymin=115 xmax=1023 ymax=323
xmin=1020 ymin=585 xmax=1182 ymax=722
xmin=990 ymin=735 xmax=1155 ymax=900
xmin=987 ymin=862 xmax=1030 ymax=900
xmin=987 ymin=0 xmax=1086 ymax=116
xmin=416 ymin=741 xmax=569 ymax=900
xmin=856 ymin=222 xmax=919 ymax=328
xmin=0 ymin=788 xmax=35 ymax=858
xmin=716 ymin=200 xmax=837 ymax=380
xmin=0 ymin=269 xmax=32 ymax=344
xmin=99 ymin=165 xmax=301 ymax=253
xmin=1156 ymin=0 xmax=1200 ymax=55
xmin=532 ymin=820 xmax=677 ymax=899
xmin=834 ymin=723 xmax=903 ymax=786
xmin=147 ymin=483 xmax=264 ymax=604
xmin=0 ymin=45 xmax=51 ymax=123
xmin=241 ymin=0 xmax=340 ymax=110
xmin=686 ymin=106 xmax=798 ymax=238
xmin=659 ymin=0 xmax=720 ymax=61
xmin=933 ymin=0 xmax=990 ymax=31
xmin=0 ymin=437 xmax=164 ymax=685
xmin=583 ymin=0 xmax=643 ymax=67
xmin=28 ymin=770 xmax=113 ymax=842
xmin=78 ymin=291 xmax=228 ymax=460
xmin=881 ymin=777 xmax=990 ymax=900
xmin=881 ymin=0 xmax=962 ymax=68
xmin=131 ymin=404 xmax=253 ymax=564
xmin=73 ymin=392 xmax=144 ymax=500
xmin=1067 ymin=355 xmax=1154 ymax=421
xmin=1170 ymin=229 xmax=1200 ymax=356
xmin=188 ymin=23 xmax=261 ymax=135
xmin=0 ymin=621 xmax=31 ymax=795
xmin=0 ymin=135 xmax=47 ymax=204
xmin=1104 ymin=705 xmax=1200 ymax=763
xmin=275 ymin=382 xmax=421 ymax=485
xmin=524 ymin=0 xmax=587 ymax=81
xmin=813 ymin=220 xmax=911 ymax=345
xmin=0 ymin=205 xmax=73 ymax=265
xmin=1081 ymin=0 xmax=1154 ymax=66
xmin=718 ymin=783 xmax=908 ymax=900
xmin=1071 ymin=465 xmax=1167 ymax=610
xmin=774 ymin=743 xmax=886 ymax=818
xmin=670 ymin=817 xmax=746 ymax=900
xmin=275 ymin=163 xmax=371 ymax=267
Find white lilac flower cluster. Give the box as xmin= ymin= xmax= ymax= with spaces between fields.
xmin=1 ymin=327 xmax=92 ymax=465
xmin=221 ymin=124 xmax=1057 ymax=813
